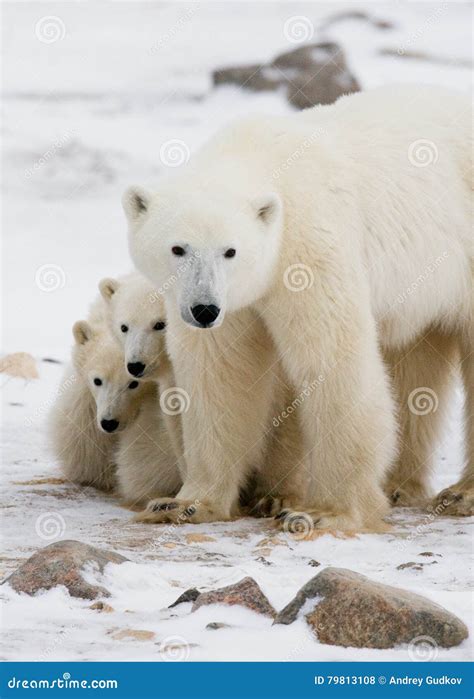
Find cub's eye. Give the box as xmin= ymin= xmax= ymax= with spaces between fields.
xmin=128 ymin=380 xmax=139 ymax=390
xmin=153 ymin=321 xmax=166 ymax=331
xmin=120 ymin=324 xmax=128 ymax=333
xmin=224 ymin=248 xmax=236 ymax=258
xmin=171 ymin=246 xmax=186 ymax=257
xmin=93 ymin=378 xmax=102 ymax=386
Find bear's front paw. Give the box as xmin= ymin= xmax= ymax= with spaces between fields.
xmin=274 ymin=508 xmax=359 ymax=537
xmin=250 ymin=495 xmax=295 ymax=518
xmin=133 ymin=497 xmax=227 ymax=524
xmin=430 ymin=483 xmax=474 ymax=517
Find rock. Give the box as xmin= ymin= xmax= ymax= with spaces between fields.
xmin=89 ymin=601 xmax=115 ymax=613
xmin=192 ymin=577 xmax=276 ymax=618
xmin=286 ymin=66 xmax=359 ymax=109
xmin=272 ymin=42 xmax=346 ymax=72
xmin=206 ymin=622 xmax=233 ymax=630
xmin=3 ymin=540 xmax=128 ymax=600
xmin=213 ymin=42 xmax=359 ymax=109
xmin=212 ymin=65 xmax=280 ymax=92
xmin=308 ymin=560 xmax=321 ymax=567
xmin=169 ymin=587 xmax=201 ymax=607
xmin=110 ymin=629 xmax=155 ymax=641
xmin=274 ymin=567 xmax=468 ymax=649
xmin=397 ymin=561 xmax=424 ymax=571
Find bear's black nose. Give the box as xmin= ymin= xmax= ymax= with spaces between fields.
xmin=127 ymin=361 xmax=146 ymax=377
xmin=191 ymin=304 xmax=220 ymax=327
xmin=101 ymin=418 xmax=119 ymax=433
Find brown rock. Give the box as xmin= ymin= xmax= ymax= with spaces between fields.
xmin=192 ymin=577 xmax=276 ymax=618
xmin=3 ymin=540 xmax=128 ymax=600
xmin=274 ymin=567 xmax=468 ymax=649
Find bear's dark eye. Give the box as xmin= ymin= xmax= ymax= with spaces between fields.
xmin=93 ymin=378 xmax=102 ymax=386
xmin=153 ymin=321 xmax=166 ymax=331
xmin=128 ymin=380 xmax=139 ymax=389
xmin=172 ymin=246 xmax=186 ymax=257
xmin=224 ymin=248 xmax=236 ymax=258
xmin=121 ymin=324 xmax=128 ymax=333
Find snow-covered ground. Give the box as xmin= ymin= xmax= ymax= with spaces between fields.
xmin=1 ymin=1 xmax=472 ymax=662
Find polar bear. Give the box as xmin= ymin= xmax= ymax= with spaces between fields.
xmin=98 ymin=272 xmax=186 ymax=478
xmin=124 ymin=85 xmax=472 ymax=528
xmin=99 ymin=272 xmax=167 ymax=381
xmin=50 ymin=313 xmax=182 ymax=503
xmin=134 ymin=304 xmax=310 ymax=524
xmin=49 ymin=319 xmax=153 ymax=491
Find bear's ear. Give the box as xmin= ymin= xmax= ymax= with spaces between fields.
xmin=99 ymin=277 xmax=119 ymax=301
xmin=73 ymin=320 xmax=93 ymax=345
xmin=252 ymin=193 xmax=282 ymax=226
xmin=122 ymin=186 xmax=151 ymax=224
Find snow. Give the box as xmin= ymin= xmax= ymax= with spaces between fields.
xmin=1 ymin=1 xmax=472 ymax=662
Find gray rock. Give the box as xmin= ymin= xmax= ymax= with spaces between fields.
xmin=3 ymin=540 xmax=128 ymax=600
xmin=192 ymin=577 xmax=276 ymax=618
xmin=274 ymin=567 xmax=468 ymax=649
xmin=169 ymin=587 xmax=201 ymax=607
xmin=212 ymin=65 xmax=281 ymax=92
xmin=213 ymin=42 xmax=359 ymax=109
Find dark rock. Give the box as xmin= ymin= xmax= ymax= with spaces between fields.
xmin=397 ymin=561 xmax=423 ymax=571
xmin=274 ymin=567 xmax=468 ymax=649
xmin=272 ymin=42 xmax=346 ymax=72
xmin=419 ymin=552 xmax=442 ymax=558
xmin=212 ymin=65 xmax=281 ymax=92
xmin=3 ymin=540 xmax=128 ymax=600
xmin=286 ymin=66 xmax=359 ymax=109
xmin=169 ymin=587 xmax=201 ymax=608
xmin=212 ymin=42 xmax=359 ymax=109
xmin=192 ymin=577 xmax=276 ymax=618
xmin=206 ymin=622 xmax=233 ymax=630
xmin=309 ymin=560 xmax=321 ymax=567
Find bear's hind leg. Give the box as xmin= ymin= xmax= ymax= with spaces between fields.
xmin=431 ymin=326 xmax=474 ymax=516
xmin=384 ymin=328 xmax=458 ymax=507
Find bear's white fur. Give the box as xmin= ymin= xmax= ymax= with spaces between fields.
xmin=124 ymin=85 xmax=473 ymax=527
xmin=49 ymin=317 xmax=153 ymax=491
xmin=98 ymin=272 xmax=185 ymax=484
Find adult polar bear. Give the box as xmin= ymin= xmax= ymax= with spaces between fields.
xmin=124 ymin=85 xmax=473 ymax=529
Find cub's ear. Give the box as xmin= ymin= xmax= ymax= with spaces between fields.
xmin=99 ymin=277 xmax=119 ymax=301
xmin=73 ymin=320 xmax=93 ymax=345
xmin=252 ymin=193 xmax=282 ymax=226
xmin=122 ymin=186 xmax=152 ymax=224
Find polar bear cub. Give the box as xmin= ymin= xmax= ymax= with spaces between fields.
xmin=99 ymin=272 xmax=167 ymax=381
xmin=49 ymin=318 xmax=153 ymax=491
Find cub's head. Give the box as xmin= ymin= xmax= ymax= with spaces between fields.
xmin=122 ymin=183 xmax=283 ymax=329
xmin=72 ymin=320 xmax=150 ymax=433
xmin=98 ymin=274 xmax=168 ymax=380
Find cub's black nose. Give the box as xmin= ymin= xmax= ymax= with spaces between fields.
xmin=127 ymin=361 xmax=146 ymax=377
xmin=101 ymin=418 xmax=119 ymax=433
xmin=191 ymin=304 xmax=220 ymax=327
